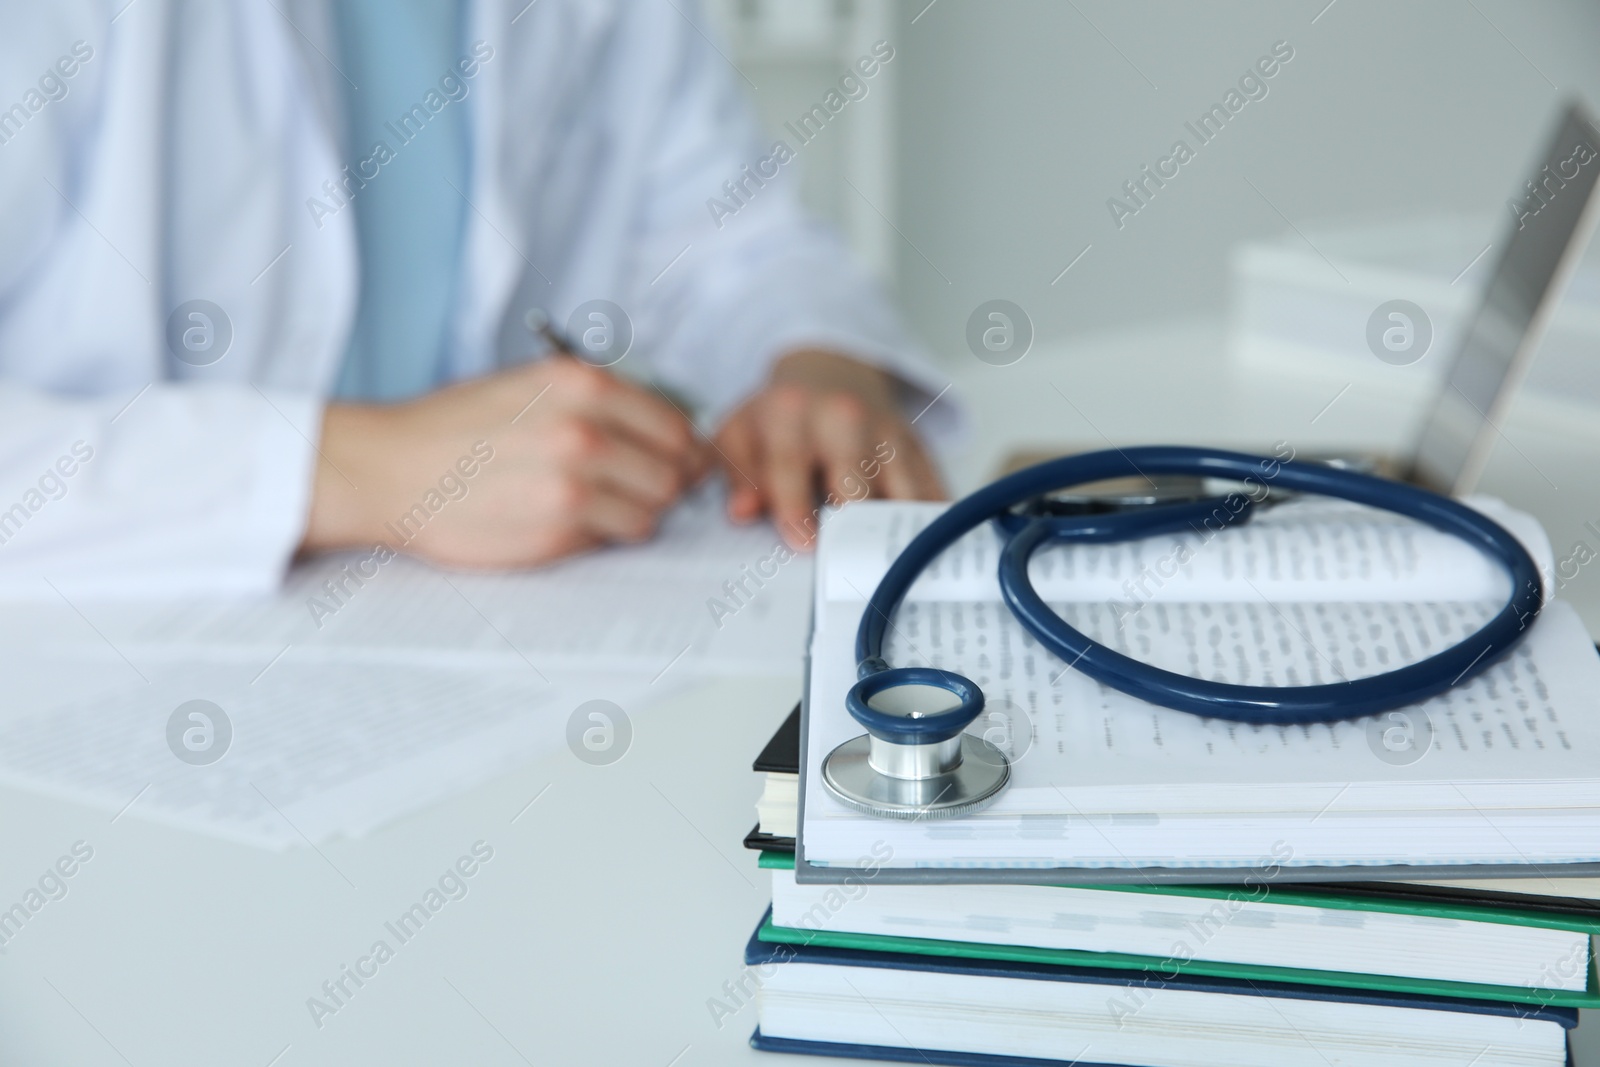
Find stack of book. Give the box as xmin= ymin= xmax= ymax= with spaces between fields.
xmin=734 ymin=498 xmax=1600 ymax=1066
xmin=742 ymin=707 xmax=1597 ymax=1066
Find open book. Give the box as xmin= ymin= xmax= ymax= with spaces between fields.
xmin=800 ymin=497 xmax=1600 ymax=874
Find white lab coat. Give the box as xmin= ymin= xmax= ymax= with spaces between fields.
xmin=0 ymin=0 xmax=946 ymax=598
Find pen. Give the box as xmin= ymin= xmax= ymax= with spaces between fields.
xmin=522 ymin=307 xmax=701 ymax=419
xmin=523 ymin=308 xmax=582 ymax=359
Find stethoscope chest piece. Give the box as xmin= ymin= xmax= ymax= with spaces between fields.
xmin=821 ymin=667 xmax=1010 ymax=819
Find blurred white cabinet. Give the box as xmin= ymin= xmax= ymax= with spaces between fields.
xmin=1228 ymin=214 xmax=1600 ymax=425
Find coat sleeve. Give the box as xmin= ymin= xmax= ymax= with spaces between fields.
xmin=0 ymin=383 xmax=320 ymax=599
xmin=607 ymin=0 xmax=960 ymax=441
xmin=0 ymin=8 xmax=325 ymax=599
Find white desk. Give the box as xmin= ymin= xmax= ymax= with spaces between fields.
xmin=1 ymin=319 xmax=1596 ymax=1065
xmin=0 ymin=674 xmax=796 ymax=1066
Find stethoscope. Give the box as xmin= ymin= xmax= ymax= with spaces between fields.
xmin=820 ymin=446 xmax=1545 ymax=820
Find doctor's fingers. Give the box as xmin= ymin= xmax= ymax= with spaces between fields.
xmin=809 ymin=392 xmax=875 ymax=502
xmin=576 ymin=428 xmax=693 ymax=511
xmin=715 ymin=412 xmax=765 ymax=523
xmin=548 ymin=363 xmax=705 ymax=475
xmin=756 ymin=387 xmax=820 ymax=550
xmin=806 ymin=396 xmax=944 ymax=504
xmin=874 ymin=425 xmax=947 ymax=501
xmin=573 ymin=485 xmax=665 ymax=544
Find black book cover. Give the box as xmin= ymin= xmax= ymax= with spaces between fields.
xmin=752 ymin=702 xmax=800 ymax=774
xmin=742 ymin=825 xmax=794 ymax=853
xmin=745 ymin=702 xmax=801 ymax=853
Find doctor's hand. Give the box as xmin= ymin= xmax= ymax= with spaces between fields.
xmin=714 ymin=349 xmax=945 ymax=550
xmin=303 ymin=359 xmax=709 ymax=567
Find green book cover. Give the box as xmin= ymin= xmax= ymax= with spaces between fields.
xmin=757 ymin=853 xmax=1600 ymax=1008
xmin=755 ymin=918 xmax=1599 ymax=1009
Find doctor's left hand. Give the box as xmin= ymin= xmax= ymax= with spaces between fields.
xmin=714 ymin=349 xmax=945 ymax=550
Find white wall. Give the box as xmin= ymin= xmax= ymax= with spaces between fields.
xmin=889 ymin=0 xmax=1600 ymax=363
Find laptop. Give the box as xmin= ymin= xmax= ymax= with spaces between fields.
xmin=1410 ymin=98 xmax=1600 ymax=494
xmin=1003 ymin=98 xmax=1600 ymax=500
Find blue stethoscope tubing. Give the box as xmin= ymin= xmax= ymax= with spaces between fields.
xmin=853 ymin=446 xmax=1545 ymax=727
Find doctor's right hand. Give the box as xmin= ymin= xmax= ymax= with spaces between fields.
xmin=301 ymin=359 xmax=709 ymax=567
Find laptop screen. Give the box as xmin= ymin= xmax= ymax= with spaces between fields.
xmin=1412 ymin=101 xmax=1600 ymax=494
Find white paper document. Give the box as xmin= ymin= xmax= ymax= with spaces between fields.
xmin=64 ymin=486 xmax=812 ymax=677
xmin=0 ymin=489 xmax=811 ymax=847
xmin=801 ymin=498 xmax=1600 ymax=871
xmin=0 ymin=655 xmax=621 ymax=849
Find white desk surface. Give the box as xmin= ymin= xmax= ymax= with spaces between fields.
xmin=1 ymin=319 xmax=1596 ymax=1065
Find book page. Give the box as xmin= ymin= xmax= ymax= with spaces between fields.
xmin=808 ymin=597 xmax=1600 ymax=807
xmin=817 ymin=497 xmax=1553 ymax=608
xmin=802 ymin=598 xmax=1600 ymax=867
